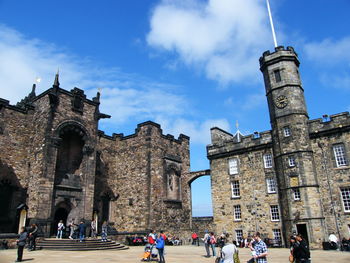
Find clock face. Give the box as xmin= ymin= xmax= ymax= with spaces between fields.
xmin=275 ymin=95 xmax=288 ymax=109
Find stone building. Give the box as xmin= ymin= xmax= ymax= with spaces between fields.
xmin=208 ymin=46 xmax=350 ymax=248
xmin=0 ymin=75 xmax=204 ymax=237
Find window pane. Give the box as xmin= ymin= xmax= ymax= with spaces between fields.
xmin=288 ymin=156 xmax=296 ymax=167
xmin=234 ymin=205 xmax=241 ymax=221
xmin=264 ymin=154 xmax=273 ymax=168
xmin=293 ymin=188 xmax=301 ymax=200
xmin=270 ymin=205 xmax=280 ymax=221
xmin=266 ymin=178 xmax=276 ymax=193
xmin=283 ymin=127 xmax=291 ymax=137
xmin=229 ymin=158 xmax=238 ymax=175
xmin=333 ymin=144 xmax=348 ymax=167
xmin=235 ymin=230 xmax=243 ymax=242
xmin=341 ymin=187 xmax=350 ymax=212
xmin=274 ymin=70 xmax=281 ymax=82
xmin=231 ymin=180 xmax=240 ymax=198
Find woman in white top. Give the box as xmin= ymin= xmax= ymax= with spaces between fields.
xmin=56 ymin=220 xmax=64 ymax=239
xmin=221 ymin=236 xmax=239 ymax=263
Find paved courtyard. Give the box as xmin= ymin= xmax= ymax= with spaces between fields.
xmin=0 ymin=245 xmax=349 ymax=263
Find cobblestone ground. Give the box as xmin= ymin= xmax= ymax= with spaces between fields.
xmin=0 ymin=245 xmax=349 ymax=263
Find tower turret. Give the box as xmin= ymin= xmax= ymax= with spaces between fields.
xmin=260 ymin=46 xmax=326 ymax=248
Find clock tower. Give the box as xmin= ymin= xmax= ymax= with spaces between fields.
xmin=260 ymin=46 xmax=326 ymax=246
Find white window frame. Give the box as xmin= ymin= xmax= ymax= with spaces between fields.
xmin=288 ymin=156 xmax=296 ymax=167
xmin=270 ymin=205 xmax=280 ymax=221
xmin=231 ymin=180 xmax=240 ymax=198
xmin=333 ymin=144 xmax=348 ymax=167
xmin=233 ymin=205 xmax=242 ymax=221
xmin=273 ymin=229 xmax=282 ymax=242
xmin=266 ymin=178 xmax=277 ymax=193
xmin=229 ymin=158 xmax=239 ymax=175
xmin=293 ymin=188 xmax=301 ymax=201
xmin=340 ymin=187 xmax=350 ymax=212
xmin=283 ymin=127 xmax=291 ymax=137
xmin=235 ymin=229 xmax=243 ymax=242
xmin=263 ymin=154 xmax=273 ymax=168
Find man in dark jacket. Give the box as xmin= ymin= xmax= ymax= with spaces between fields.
xmin=28 ymin=224 xmax=38 ymax=251
xmin=293 ymin=234 xmax=310 ymax=263
xmin=16 ymin=226 xmax=28 ymax=262
xmin=78 ymin=221 xmax=86 ymax=242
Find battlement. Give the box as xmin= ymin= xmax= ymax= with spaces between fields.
xmin=308 ymin=112 xmax=350 ymax=138
xmin=259 ymin=45 xmax=299 ymax=70
xmin=207 ymin=128 xmax=272 ymax=159
xmin=98 ymin=120 xmax=190 ymax=144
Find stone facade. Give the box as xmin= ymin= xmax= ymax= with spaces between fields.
xmin=207 ymin=46 xmax=350 ymax=248
xmin=0 ymin=77 xmax=194 ymax=236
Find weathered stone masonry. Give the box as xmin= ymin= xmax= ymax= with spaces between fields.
xmin=207 ymin=46 xmax=350 ymax=248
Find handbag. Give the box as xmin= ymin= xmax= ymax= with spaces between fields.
xmin=233 ymin=251 xmax=240 ymax=263
xmin=289 ymin=254 xmax=294 ymax=263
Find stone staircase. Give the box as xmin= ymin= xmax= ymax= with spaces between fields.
xmin=37 ymin=238 xmax=129 ymax=251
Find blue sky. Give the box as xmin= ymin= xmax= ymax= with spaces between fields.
xmin=1 ymin=0 xmax=350 ymax=216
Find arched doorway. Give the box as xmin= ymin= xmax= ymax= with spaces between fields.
xmin=52 ymin=202 xmax=71 ymax=236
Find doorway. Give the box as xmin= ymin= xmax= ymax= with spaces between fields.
xmin=296 ymin=224 xmax=309 ymax=244
xmin=53 ymin=207 xmax=69 ymax=236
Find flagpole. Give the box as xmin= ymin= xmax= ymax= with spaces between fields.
xmin=266 ymin=0 xmax=278 ymax=48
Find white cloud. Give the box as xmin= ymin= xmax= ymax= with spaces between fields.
xmin=304 ymin=37 xmax=350 ymax=65
xmin=147 ymin=0 xmax=271 ymax=84
xmin=0 ymin=24 xmax=231 ymax=146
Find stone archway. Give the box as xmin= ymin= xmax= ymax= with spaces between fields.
xmin=52 ymin=201 xmax=71 ymax=236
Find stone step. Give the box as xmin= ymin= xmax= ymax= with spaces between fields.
xmin=37 ymin=238 xmax=129 ymax=251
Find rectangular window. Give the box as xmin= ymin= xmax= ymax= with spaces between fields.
xmin=274 ymin=69 xmax=282 ymax=82
xmin=266 ymin=178 xmax=277 ymax=193
xmin=270 ymin=205 xmax=280 ymax=221
xmin=229 ymin=158 xmax=238 ymax=175
xmin=288 ymin=156 xmax=296 ymax=167
xmin=231 ymin=180 xmax=240 ymax=198
xmin=283 ymin=127 xmax=291 ymax=137
xmin=333 ymin=144 xmax=348 ymax=167
xmin=340 ymin=187 xmax=350 ymax=212
xmin=293 ymin=188 xmax=301 ymax=201
xmin=234 ymin=205 xmax=242 ymax=221
xmin=264 ymin=154 xmax=273 ymax=168
xmin=273 ymin=229 xmax=282 ymax=242
xmin=235 ymin=230 xmax=243 ymax=242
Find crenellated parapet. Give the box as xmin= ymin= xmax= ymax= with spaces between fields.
xmin=98 ymin=120 xmax=190 ymax=144
xmin=259 ymin=45 xmax=299 ymax=70
xmin=208 ymin=127 xmax=272 ymax=160
xmin=308 ymin=112 xmax=350 ymax=138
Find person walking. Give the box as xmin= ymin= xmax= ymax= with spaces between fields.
xmin=56 ymin=220 xmax=64 ymax=239
xmin=221 ymin=236 xmax=239 ymax=263
xmin=209 ymin=232 xmax=217 ymax=257
xmin=156 ymin=232 xmax=166 ymax=263
xmin=68 ymin=218 xmax=76 ymax=240
xmin=293 ymin=234 xmax=310 ymax=263
xmin=101 ymin=221 xmax=108 ymax=242
xmin=192 ymin=232 xmax=199 ymax=245
xmin=78 ymin=221 xmax=86 ymax=242
xmin=203 ymin=230 xmax=211 ymax=257
xmin=28 ymin=224 xmax=38 ymax=251
xmin=251 ymin=232 xmax=268 ymax=263
xmin=16 ymin=226 xmax=28 ymax=262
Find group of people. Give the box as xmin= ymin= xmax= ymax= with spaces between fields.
xmin=142 ymin=230 xmax=166 ymax=263
xmin=59 ymin=219 xmax=109 ymax=242
xmin=289 ymin=234 xmax=310 ymax=263
xmin=201 ymin=231 xmax=242 ymax=263
xmin=199 ymin=230 xmax=310 ymax=263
